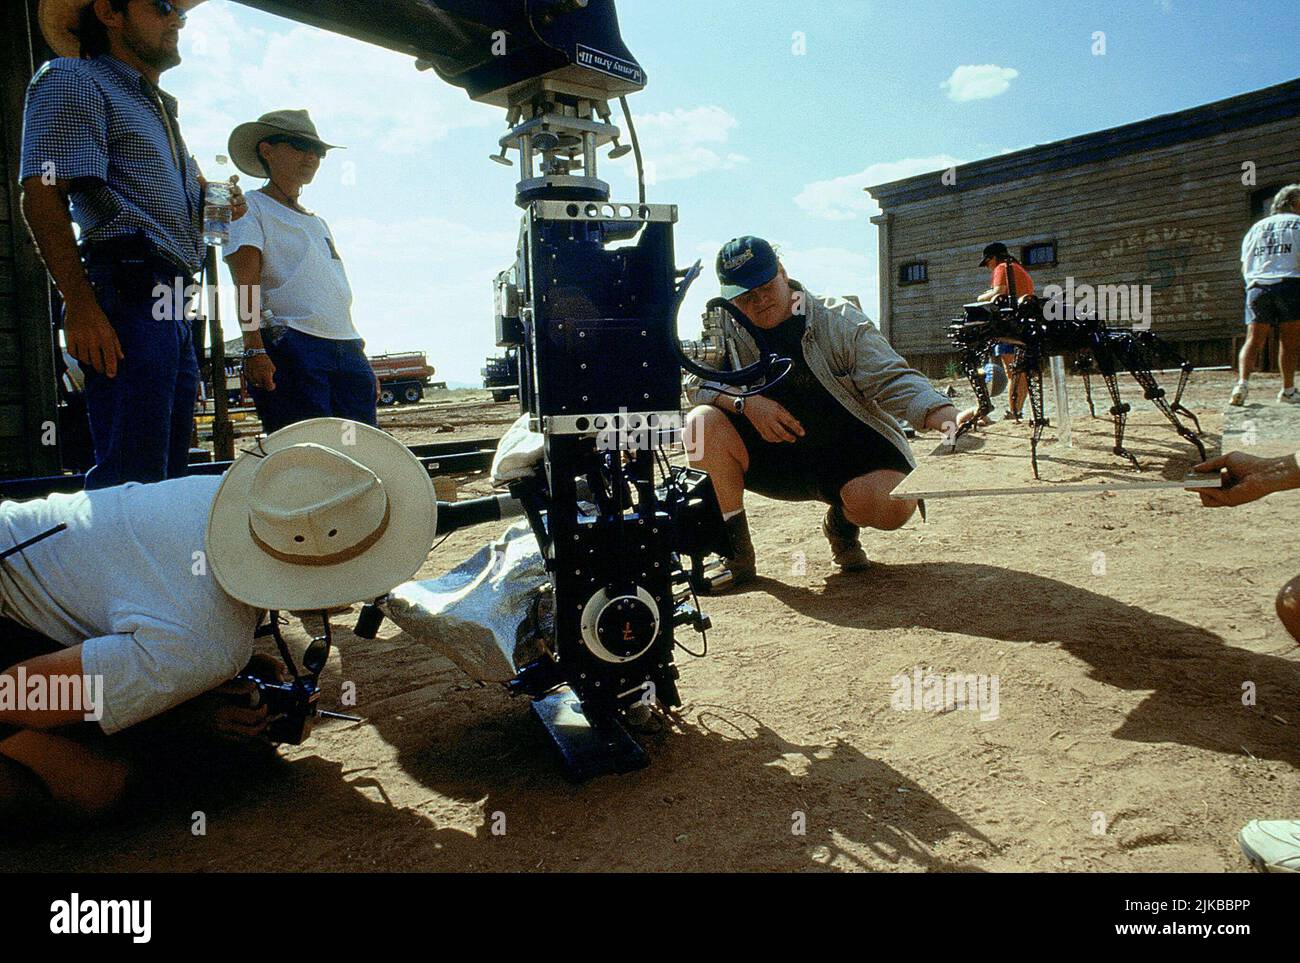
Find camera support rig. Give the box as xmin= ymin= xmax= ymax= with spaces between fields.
xmin=487 ymin=76 xmax=733 ymax=778
xmin=244 ymin=0 xmax=779 ymax=778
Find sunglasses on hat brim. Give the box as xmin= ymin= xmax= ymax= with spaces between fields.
xmin=263 ymin=135 xmax=329 ymax=159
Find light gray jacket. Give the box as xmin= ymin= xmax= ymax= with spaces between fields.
xmin=684 ymin=281 xmax=952 ymax=468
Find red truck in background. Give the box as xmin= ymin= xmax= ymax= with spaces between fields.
xmin=368 ymin=351 xmax=446 ymax=406
xmin=225 ymin=350 xmax=445 ymax=408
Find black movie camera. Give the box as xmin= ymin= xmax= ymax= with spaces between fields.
xmin=238 ymin=612 xmax=359 ymax=746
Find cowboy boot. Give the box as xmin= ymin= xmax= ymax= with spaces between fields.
xmin=823 ymin=502 xmax=870 ymax=571
xmin=706 ymin=511 xmax=757 ymax=591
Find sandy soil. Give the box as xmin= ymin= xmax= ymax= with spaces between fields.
xmin=5 ymin=372 xmax=1297 ymax=872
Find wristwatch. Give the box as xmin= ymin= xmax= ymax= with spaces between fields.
xmin=732 ymin=395 xmax=746 ymax=414
xmin=243 ymin=347 xmax=268 ymax=359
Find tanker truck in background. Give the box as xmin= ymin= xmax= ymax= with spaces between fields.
xmin=369 ymin=351 xmax=445 ymax=406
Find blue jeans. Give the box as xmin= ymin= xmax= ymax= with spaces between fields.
xmin=79 ymin=264 xmax=199 ymax=490
xmin=251 ymin=328 xmax=378 ymax=434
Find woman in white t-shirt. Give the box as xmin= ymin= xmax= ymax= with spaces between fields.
xmin=1233 ymin=184 xmax=1300 ymax=407
xmin=223 ymin=110 xmax=378 ymax=432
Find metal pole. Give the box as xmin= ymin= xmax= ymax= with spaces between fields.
xmin=204 ymin=247 xmax=235 ymax=461
xmin=1050 ymin=354 xmax=1071 ymax=448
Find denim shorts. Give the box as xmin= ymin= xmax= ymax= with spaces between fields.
xmin=1245 ymin=278 xmax=1300 ymax=326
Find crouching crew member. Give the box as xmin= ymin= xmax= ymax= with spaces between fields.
xmin=685 ymin=236 xmax=971 ymax=589
xmin=0 ymin=420 xmax=435 ymax=825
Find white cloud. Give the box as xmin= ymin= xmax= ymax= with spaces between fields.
xmin=940 ymin=64 xmax=1019 ymax=102
xmin=794 ymin=154 xmax=966 ymax=221
xmin=175 ymin=4 xmax=496 ymax=167
xmin=621 ymin=105 xmax=749 ymax=183
xmin=779 ymin=244 xmax=876 ymax=310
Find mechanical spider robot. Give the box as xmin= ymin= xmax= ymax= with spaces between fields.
xmin=949 ymin=294 xmax=1206 ymax=479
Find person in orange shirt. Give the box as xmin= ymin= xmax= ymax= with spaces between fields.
xmin=976 ymin=242 xmax=1035 ymax=419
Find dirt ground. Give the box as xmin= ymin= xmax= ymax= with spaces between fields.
xmin=5 ymin=371 xmax=1298 ymax=872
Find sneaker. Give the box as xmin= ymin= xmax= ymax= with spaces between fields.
xmin=1229 ymin=381 xmax=1249 ymax=406
xmin=822 ymin=504 xmax=870 ymax=571
xmin=1279 ymin=388 xmax=1300 ymax=404
xmin=1238 ymin=820 xmax=1300 ymax=873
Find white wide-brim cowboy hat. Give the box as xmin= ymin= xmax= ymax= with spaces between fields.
xmin=207 ymin=418 xmax=437 ymax=612
xmin=228 ymin=109 xmax=343 ymax=178
xmin=40 ymin=0 xmax=206 ymax=60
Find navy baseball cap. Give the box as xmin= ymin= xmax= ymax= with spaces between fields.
xmin=717 ymin=236 xmax=778 ymax=299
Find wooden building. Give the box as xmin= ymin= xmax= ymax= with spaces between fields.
xmin=0 ymin=0 xmax=59 ymax=478
xmin=867 ymin=79 xmax=1300 ymax=379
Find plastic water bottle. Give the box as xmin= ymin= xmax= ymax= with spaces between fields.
xmin=260 ymin=307 xmax=287 ymax=347
xmin=203 ymin=155 xmax=233 ymax=247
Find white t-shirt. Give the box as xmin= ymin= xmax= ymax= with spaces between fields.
xmin=0 ymin=476 xmax=261 ymax=734
xmin=226 ymin=190 xmax=359 ymax=340
xmin=1241 ymin=212 xmax=1300 ymax=288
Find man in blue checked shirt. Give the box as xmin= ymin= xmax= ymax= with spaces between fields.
xmin=19 ymin=0 xmax=246 ymax=489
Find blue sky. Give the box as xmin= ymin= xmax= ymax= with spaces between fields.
xmin=168 ymin=0 xmax=1300 ymax=384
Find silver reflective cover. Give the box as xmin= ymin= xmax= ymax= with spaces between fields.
xmin=380 ymin=522 xmax=549 ymax=683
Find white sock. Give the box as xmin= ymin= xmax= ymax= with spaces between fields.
xmin=1284 ymin=387 xmax=1298 ymax=396
xmin=722 ymin=508 xmax=744 ymax=521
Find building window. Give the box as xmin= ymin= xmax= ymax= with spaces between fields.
xmin=1252 ymin=184 xmax=1284 ymax=220
xmin=1022 ymin=241 xmax=1057 ymax=268
xmin=899 ymin=261 xmax=928 ymax=285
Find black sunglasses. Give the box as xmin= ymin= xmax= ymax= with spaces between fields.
xmin=148 ymin=0 xmax=187 ymax=21
xmin=265 ymin=135 xmax=328 ymax=159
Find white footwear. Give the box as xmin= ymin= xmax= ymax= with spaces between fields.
xmin=1239 ymin=820 xmax=1300 ymax=872
xmin=1229 ymin=382 xmax=1249 ymax=406
xmin=1279 ymin=387 xmax=1300 ymax=404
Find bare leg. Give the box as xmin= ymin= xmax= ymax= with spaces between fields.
xmin=684 ymin=404 xmax=749 ymax=515
xmin=0 ymin=753 xmax=49 ymax=827
xmin=1001 ymin=355 xmax=1027 ymax=417
xmin=1278 ymin=320 xmax=1300 ymax=391
xmin=839 ymin=469 xmax=916 ymax=531
xmin=1278 ymin=575 xmax=1300 ymax=643
xmin=1239 ymin=322 xmax=1270 ymax=383
xmin=0 ymin=729 xmax=130 ymax=821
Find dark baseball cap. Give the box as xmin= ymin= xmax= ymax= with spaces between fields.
xmin=979 ymin=242 xmax=1009 ymax=266
xmin=717 ymin=236 xmax=778 ymax=299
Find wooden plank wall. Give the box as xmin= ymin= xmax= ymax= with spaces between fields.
xmin=878 ymin=115 xmax=1300 ymax=378
xmin=0 ymin=0 xmax=59 ymax=478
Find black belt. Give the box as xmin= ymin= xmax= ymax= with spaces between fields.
xmin=79 ymin=233 xmax=196 ymax=281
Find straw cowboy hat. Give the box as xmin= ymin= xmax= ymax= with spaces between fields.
xmin=39 ymin=0 xmax=206 ymax=59
xmin=207 ymin=419 xmax=437 ymax=611
xmin=228 ymin=109 xmax=342 ymax=178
